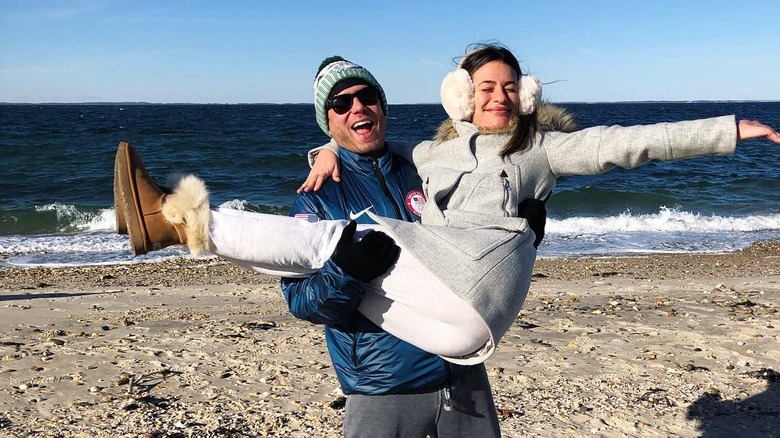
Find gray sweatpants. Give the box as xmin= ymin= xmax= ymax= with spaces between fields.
xmin=342 ymin=365 xmax=501 ymax=438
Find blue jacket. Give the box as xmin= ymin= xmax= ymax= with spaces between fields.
xmin=281 ymin=145 xmax=464 ymax=395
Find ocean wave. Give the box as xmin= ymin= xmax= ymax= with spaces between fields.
xmin=0 ymin=200 xmax=294 ymax=238
xmin=547 ymin=207 xmax=780 ymax=235
xmin=35 ymin=202 xmax=116 ymax=232
xmin=3 ymin=206 xmax=780 ymax=267
xmin=1 ymin=203 xmax=116 ymax=235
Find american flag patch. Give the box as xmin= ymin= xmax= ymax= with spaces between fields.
xmin=294 ymin=213 xmax=320 ymax=223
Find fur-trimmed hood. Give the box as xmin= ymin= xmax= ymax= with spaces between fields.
xmin=434 ymin=103 xmax=578 ymax=143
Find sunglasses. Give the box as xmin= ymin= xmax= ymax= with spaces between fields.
xmin=327 ymin=87 xmax=380 ymax=115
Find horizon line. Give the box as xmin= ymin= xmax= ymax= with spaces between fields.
xmin=3 ymin=99 xmax=780 ymax=106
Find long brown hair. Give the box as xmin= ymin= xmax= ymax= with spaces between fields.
xmin=459 ymin=43 xmax=539 ymax=158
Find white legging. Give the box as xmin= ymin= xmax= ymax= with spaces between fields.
xmin=209 ymin=207 xmax=492 ymax=363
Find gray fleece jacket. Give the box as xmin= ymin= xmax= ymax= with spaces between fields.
xmin=314 ymin=112 xmax=738 ymax=363
xmin=408 ymin=114 xmax=737 ymax=230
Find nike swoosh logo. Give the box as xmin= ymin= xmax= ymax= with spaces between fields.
xmin=349 ymin=206 xmax=373 ymax=221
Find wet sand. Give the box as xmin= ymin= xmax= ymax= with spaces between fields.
xmin=1 ymin=242 xmax=779 ymax=437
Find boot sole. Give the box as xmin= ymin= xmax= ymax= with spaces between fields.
xmin=114 ymin=144 xmax=128 ymax=235
xmin=116 ymin=141 xmax=150 ymax=256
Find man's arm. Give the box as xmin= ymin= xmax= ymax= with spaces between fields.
xmin=279 ymin=193 xmax=366 ymax=324
xmin=281 ymin=260 xmax=365 ymax=325
xmin=280 ymin=193 xmax=399 ymax=325
xmin=299 ymin=139 xmax=341 ymax=192
xmin=299 ymin=140 xmax=419 ymax=193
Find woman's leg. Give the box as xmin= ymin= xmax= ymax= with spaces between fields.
xmin=209 ymin=213 xmax=491 ymax=359
xmin=116 ymin=141 xmax=348 ymax=275
xmin=209 ymin=207 xmax=347 ymax=277
xmin=355 ymin=223 xmax=492 ymax=363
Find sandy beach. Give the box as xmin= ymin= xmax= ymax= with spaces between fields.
xmin=1 ymin=242 xmax=779 ymax=438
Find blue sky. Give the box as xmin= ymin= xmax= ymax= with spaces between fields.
xmin=1 ymin=0 xmax=778 ymax=104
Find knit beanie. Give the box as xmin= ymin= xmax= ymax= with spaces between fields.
xmin=313 ymin=56 xmax=388 ymax=136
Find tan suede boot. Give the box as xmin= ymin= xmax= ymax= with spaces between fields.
xmin=114 ymin=143 xmax=128 ymax=235
xmin=115 ymin=142 xmax=210 ymax=256
xmin=114 ymin=141 xmax=173 ymax=236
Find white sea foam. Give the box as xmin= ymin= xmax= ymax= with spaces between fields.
xmin=0 ymin=232 xmax=211 ymax=268
xmin=84 ymin=209 xmax=118 ymax=232
xmin=547 ymin=207 xmax=780 ymax=235
xmin=219 ymin=199 xmax=251 ymax=210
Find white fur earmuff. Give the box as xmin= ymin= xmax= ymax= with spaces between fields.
xmin=440 ymin=68 xmax=474 ymax=121
xmin=440 ymin=67 xmax=543 ymax=120
xmin=518 ymin=75 xmax=542 ymax=115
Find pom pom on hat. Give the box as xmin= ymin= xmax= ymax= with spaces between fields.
xmin=313 ymin=57 xmax=388 ymax=136
xmin=318 ymin=55 xmax=346 ymax=73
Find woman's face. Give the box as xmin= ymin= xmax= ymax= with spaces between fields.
xmin=470 ymin=60 xmax=519 ymax=129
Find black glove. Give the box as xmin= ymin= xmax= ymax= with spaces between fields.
xmin=332 ymin=221 xmax=401 ymax=282
xmin=519 ymin=199 xmax=547 ymax=248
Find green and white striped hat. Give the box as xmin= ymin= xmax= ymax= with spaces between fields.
xmin=313 ymin=56 xmax=388 ymax=136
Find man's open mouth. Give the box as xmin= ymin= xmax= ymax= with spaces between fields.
xmin=352 ymin=120 xmax=374 ymax=133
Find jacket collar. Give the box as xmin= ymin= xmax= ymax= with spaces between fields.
xmin=338 ymin=143 xmax=394 ymax=175
xmin=434 ymin=119 xmax=515 ymax=144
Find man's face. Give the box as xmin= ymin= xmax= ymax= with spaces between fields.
xmin=327 ymin=84 xmax=386 ymax=157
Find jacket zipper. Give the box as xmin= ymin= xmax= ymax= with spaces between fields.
xmin=500 ymin=170 xmax=511 ymax=217
xmin=349 ymin=321 xmax=359 ymax=367
xmin=351 ymin=339 xmax=359 ymax=367
xmin=372 ymin=160 xmax=404 ymax=219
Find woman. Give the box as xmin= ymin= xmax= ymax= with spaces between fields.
xmin=116 ymin=43 xmax=779 ymax=364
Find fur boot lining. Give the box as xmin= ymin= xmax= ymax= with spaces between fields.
xmin=162 ymin=174 xmax=211 ymax=256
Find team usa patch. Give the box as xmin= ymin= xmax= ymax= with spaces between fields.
xmin=405 ymin=190 xmax=426 ymax=217
xmin=294 ymin=213 xmax=320 ymax=223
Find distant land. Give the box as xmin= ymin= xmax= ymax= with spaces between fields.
xmin=2 ymin=100 xmax=779 ymax=105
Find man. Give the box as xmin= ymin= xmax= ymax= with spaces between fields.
xmin=281 ymin=56 xmax=502 ymax=437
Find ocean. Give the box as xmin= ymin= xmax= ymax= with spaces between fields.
xmin=1 ymin=102 xmax=779 ymax=267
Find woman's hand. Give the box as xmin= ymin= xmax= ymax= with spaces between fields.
xmin=297 ymin=149 xmax=341 ymax=193
xmin=737 ymin=120 xmax=780 ymax=144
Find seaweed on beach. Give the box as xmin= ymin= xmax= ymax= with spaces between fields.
xmin=744 ymin=368 xmax=780 ymax=383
